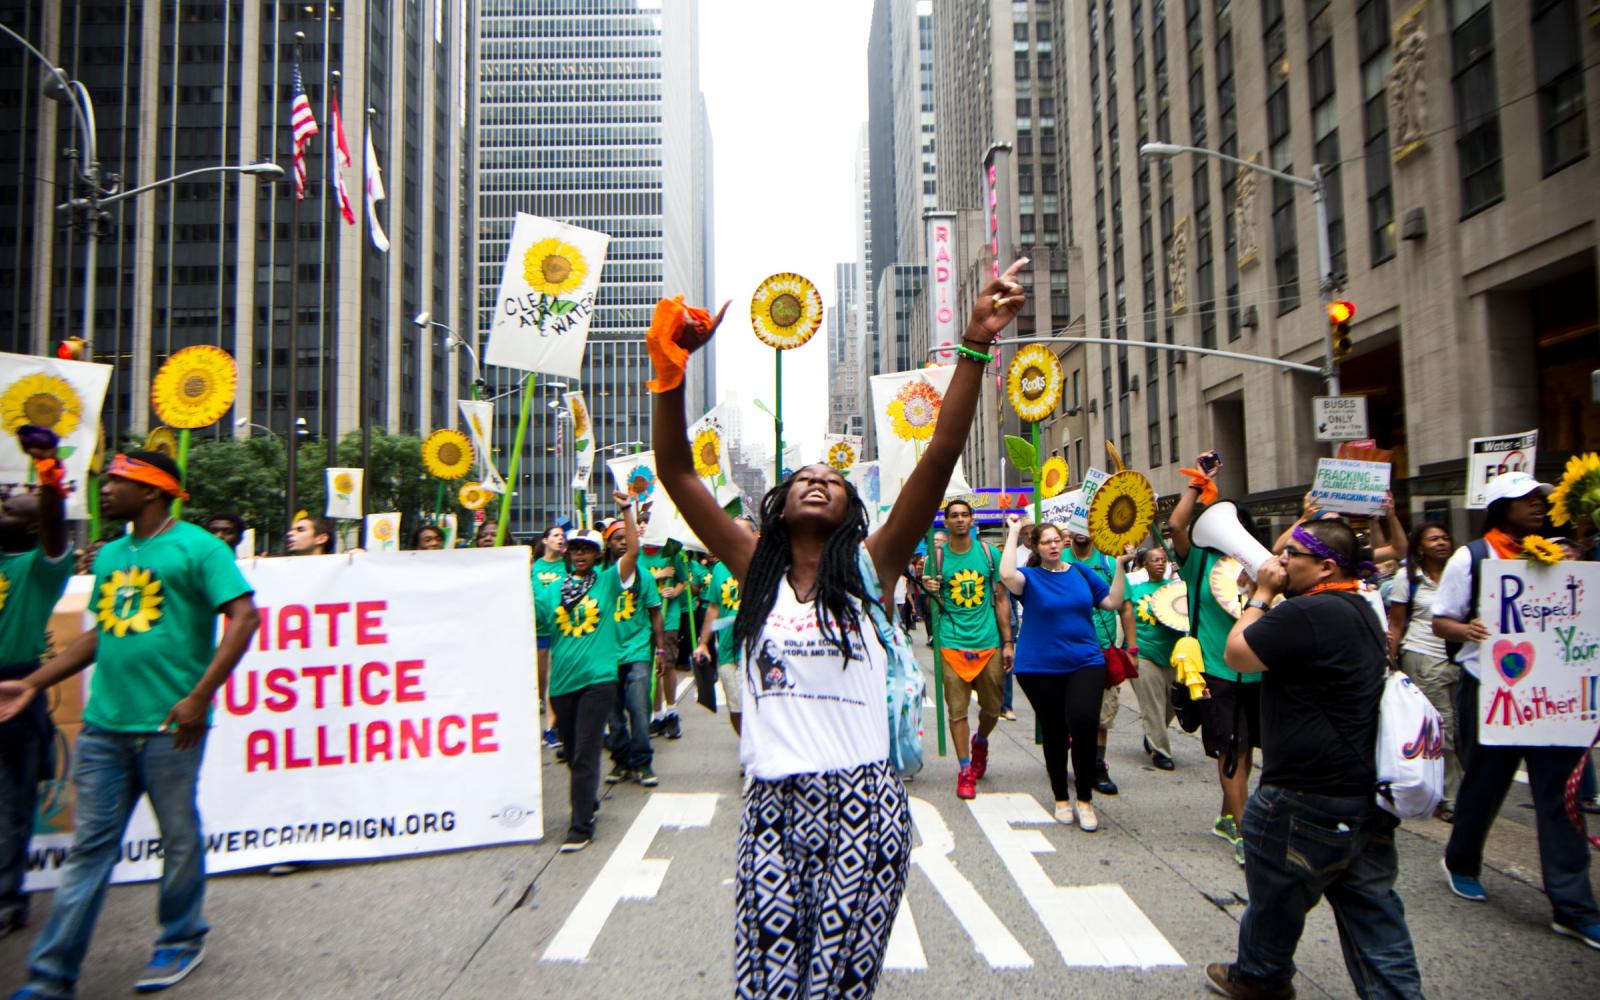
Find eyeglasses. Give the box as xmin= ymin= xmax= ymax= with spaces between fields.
xmin=1282 ymin=547 xmax=1322 ymax=561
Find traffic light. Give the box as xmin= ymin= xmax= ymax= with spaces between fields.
xmin=1327 ymin=299 xmax=1355 ymax=362
xmin=56 ymin=337 xmax=85 ymax=361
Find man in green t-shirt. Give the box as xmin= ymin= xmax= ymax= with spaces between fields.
xmin=1169 ymin=451 xmax=1260 ymax=865
xmin=919 ymin=500 xmax=1012 ymax=801
xmin=639 ymin=543 xmax=687 ymax=739
xmin=1 ymin=450 xmax=260 ymax=996
xmin=1126 ymin=546 xmax=1183 ymax=771
xmin=605 ymin=522 xmax=665 ymax=786
xmin=1066 ymin=532 xmax=1137 ymax=797
xmin=0 ymin=427 xmax=73 ymax=939
xmin=694 ymin=517 xmax=756 ymax=736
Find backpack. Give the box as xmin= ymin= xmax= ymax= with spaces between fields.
xmin=855 ymin=544 xmax=927 ymax=778
xmin=1444 ymin=538 xmax=1489 ymax=665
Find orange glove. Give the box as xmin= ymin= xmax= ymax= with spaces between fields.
xmin=645 ymin=296 xmax=730 ymax=393
xmin=1178 ymin=468 xmax=1218 ymax=505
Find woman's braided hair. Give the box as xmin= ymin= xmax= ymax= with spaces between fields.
xmin=732 ymin=468 xmax=875 ymax=670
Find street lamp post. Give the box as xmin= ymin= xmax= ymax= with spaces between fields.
xmin=1138 ymin=142 xmax=1339 ymax=395
xmin=413 ymin=311 xmax=485 ymax=400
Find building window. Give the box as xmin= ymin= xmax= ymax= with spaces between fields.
xmin=1359 ymin=0 xmax=1395 ymax=265
xmin=1451 ymin=0 xmax=1503 ymax=216
xmin=1532 ymin=0 xmax=1588 ymax=175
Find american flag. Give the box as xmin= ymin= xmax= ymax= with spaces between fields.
xmin=289 ymin=61 xmax=320 ymax=201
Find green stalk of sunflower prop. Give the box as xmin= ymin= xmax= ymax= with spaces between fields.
xmin=433 ymin=480 xmax=445 ymax=519
xmin=88 ymin=473 xmax=100 ymax=540
xmin=172 ymin=428 xmax=192 ymax=518
xmin=1030 ymin=421 xmax=1042 ymax=526
xmin=494 ymin=375 xmax=534 ymax=547
xmin=774 ymin=349 xmax=784 ymax=484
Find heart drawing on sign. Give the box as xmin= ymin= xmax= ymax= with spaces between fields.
xmin=1492 ymin=640 xmax=1535 ymax=686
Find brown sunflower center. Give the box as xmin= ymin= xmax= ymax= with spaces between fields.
xmin=540 ymin=254 xmax=574 ymax=284
xmin=1019 ymin=366 xmax=1048 ymax=400
xmin=1108 ymin=494 xmax=1138 ymax=533
xmin=181 ymin=374 xmax=209 ymax=400
xmin=769 ymin=293 xmax=803 ymax=328
xmin=629 ymin=475 xmax=649 ymax=494
xmin=437 ymin=442 xmax=463 ymax=466
xmin=1044 ymin=466 xmax=1062 ymax=487
xmin=22 ymin=393 xmax=63 ymax=427
xmin=699 ymin=442 xmax=718 ymax=465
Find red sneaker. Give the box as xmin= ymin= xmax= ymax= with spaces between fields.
xmin=956 ymin=766 xmax=977 ymax=800
xmin=970 ymin=737 xmax=989 ymax=780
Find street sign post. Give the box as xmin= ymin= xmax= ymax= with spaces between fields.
xmin=1313 ymin=395 xmax=1368 ymax=442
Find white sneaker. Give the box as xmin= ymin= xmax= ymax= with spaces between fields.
xmin=1074 ymin=800 xmax=1099 ymax=832
xmin=1054 ymin=802 xmax=1075 ymax=825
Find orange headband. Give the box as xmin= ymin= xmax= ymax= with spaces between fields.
xmin=602 ymin=520 xmax=626 ymax=541
xmin=107 ymin=454 xmax=190 ymax=501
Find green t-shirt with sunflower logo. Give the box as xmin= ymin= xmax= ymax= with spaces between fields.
xmin=1127 ymin=579 xmax=1181 ymax=668
xmin=83 ymin=521 xmax=253 ymax=732
xmin=639 ymin=549 xmax=686 ymax=630
xmin=614 ymin=564 xmax=662 ymax=664
xmin=708 ymin=561 xmax=742 ymax=666
xmin=536 ymin=564 xmax=630 ymax=698
xmin=933 ymin=542 xmax=1000 ymax=651
xmin=0 ymin=546 xmax=75 ymax=666
xmin=531 ymin=557 xmax=566 ymax=604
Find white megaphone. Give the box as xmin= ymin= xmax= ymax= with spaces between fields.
xmin=1191 ymin=501 xmax=1275 ymax=579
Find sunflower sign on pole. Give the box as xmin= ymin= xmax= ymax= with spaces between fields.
xmin=868 ymin=367 xmax=974 ymax=512
xmin=822 ymin=433 xmax=862 ymax=472
xmin=456 ymin=399 xmax=505 ymax=495
xmin=688 ymin=402 xmax=740 ymax=506
xmin=326 ymin=467 xmax=364 ymax=520
xmin=750 ymin=273 xmax=824 ymax=483
xmin=1087 ymin=442 xmax=1157 ymax=557
xmin=1000 ymin=343 xmax=1064 ymax=526
xmin=364 ymin=512 xmax=402 ymax=553
xmin=150 ymin=345 xmax=238 ymax=519
xmin=565 ymin=390 xmax=594 ymax=526
xmin=607 ymin=449 xmax=658 ymax=505
xmin=0 ymin=351 xmax=112 ymax=522
xmin=421 ymin=427 xmax=474 ymax=517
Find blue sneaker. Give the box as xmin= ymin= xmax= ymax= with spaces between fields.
xmin=134 ymin=945 xmax=205 ymax=992
xmin=542 ymin=728 xmax=560 ymax=749
xmin=9 ymin=985 xmax=73 ymax=1000
xmin=1441 ymin=858 xmax=1488 ymax=901
xmin=1552 ymin=922 xmax=1600 ymax=951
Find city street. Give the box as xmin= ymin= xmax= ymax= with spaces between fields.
xmin=5 ymin=641 xmax=1596 ymax=1000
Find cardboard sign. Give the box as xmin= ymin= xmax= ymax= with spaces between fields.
xmin=1308 ymin=458 xmax=1391 ymax=515
xmin=1466 ymin=430 xmax=1538 ymax=509
xmin=1478 ymin=560 xmax=1600 ymax=747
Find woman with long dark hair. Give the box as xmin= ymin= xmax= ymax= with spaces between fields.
xmin=1385 ymin=520 xmax=1457 ymax=818
xmin=651 ymin=261 xmax=1027 ymax=998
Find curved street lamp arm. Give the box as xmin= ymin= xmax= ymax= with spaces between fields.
xmin=94 ymin=163 xmax=282 ymax=207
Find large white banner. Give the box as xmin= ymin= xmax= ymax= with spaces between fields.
xmin=485 ymin=213 xmax=610 ymax=379
xmin=0 ymin=352 xmax=112 ymax=521
xmin=869 ymin=367 xmax=972 ymax=513
xmin=1478 ymin=559 xmax=1600 ymax=747
xmin=26 ymin=548 xmax=542 ymax=890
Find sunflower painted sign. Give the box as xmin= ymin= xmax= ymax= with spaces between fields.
xmin=326 ymin=467 xmax=364 ymax=520
xmin=485 ymin=213 xmax=610 ymax=379
xmin=688 ymin=402 xmax=739 ymax=506
xmin=822 ymin=433 xmax=862 ymax=471
xmin=868 ymin=367 xmax=972 ymax=512
xmin=564 ymin=389 xmax=595 ymax=492
xmin=846 ymin=461 xmax=885 ymax=531
xmin=364 ymin=512 xmax=402 ymax=553
xmin=0 ymin=351 xmax=112 ymax=521
xmin=457 ymin=399 xmax=506 ymax=494
xmin=606 ymin=449 xmax=658 ymax=502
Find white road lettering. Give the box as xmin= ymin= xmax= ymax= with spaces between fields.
xmin=968 ymin=794 xmax=1185 ymax=969
xmin=541 ymin=792 xmax=719 ymax=963
xmin=884 ymin=897 xmax=928 ymax=970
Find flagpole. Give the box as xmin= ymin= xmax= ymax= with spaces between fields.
xmin=361 ymin=106 xmax=376 ymax=515
xmin=286 ymin=33 xmax=305 ymax=529
xmin=327 ymin=70 xmax=343 ymax=451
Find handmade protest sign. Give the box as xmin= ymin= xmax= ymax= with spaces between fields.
xmin=1466 ymin=430 xmax=1538 ymax=509
xmin=1308 ymin=458 xmax=1390 ymax=515
xmin=1478 ymin=560 xmax=1600 ymax=747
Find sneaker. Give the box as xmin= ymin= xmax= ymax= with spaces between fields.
xmin=1233 ymin=837 xmax=1247 ymax=867
xmin=560 ymin=831 xmax=592 ymax=853
xmin=956 ymin=766 xmax=977 ymax=800
xmin=635 ymin=765 xmax=659 ymax=787
xmin=267 ymin=863 xmax=302 ymax=876
xmin=605 ymin=763 xmax=631 ymax=785
xmin=1212 ymin=815 xmax=1241 ymax=844
xmin=1054 ymin=802 xmax=1075 ymax=825
xmin=664 ymin=713 xmax=682 ymax=740
xmin=542 ymin=727 xmax=561 ymax=748
xmin=1003 ymin=708 xmax=1017 ymax=721
xmin=9 ymin=985 xmax=72 ymax=1000
xmin=1144 ymin=736 xmax=1176 ymax=770
xmin=1441 ymin=857 xmax=1488 ymax=901
xmin=1552 ymin=922 xmax=1600 ymax=950
xmin=1434 ymin=804 xmax=1455 ymax=824
xmin=135 ymin=945 xmax=205 ymax=993
xmin=970 ymin=736 xmax=990 ymax=780
xmin=1075 ymin=800 xmax=1099 ymax=832
xmin=648 ymin=717 xmax=666 ymax=736
xmin=1204 ymin=962 xmax=1296 ymax=1000
xmin=554 ymin=745 xmax=569 ymax=764
xmin=1094 ymin=761 xmax=1119 ymax=795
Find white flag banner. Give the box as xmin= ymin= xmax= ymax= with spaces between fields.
xmin=607 ymin=449 xmax=658 ymax=504
xmin=26 ymin=548 xmax=542 ymax=889
xmin=235 ymin=528 xmax=256 ymax=558
xmin=868 ymin=366 xmax=972 ymax=512
xmin=0 ymin=352 xmax=112 ymax=521
xmin=688 ymin=402 xmax=739 ymax=506
xmin=438 ymin=513 xmax=459 ymax=550
xmin=457 ymin=399 xmax=505 ymax=494
xmin=565 ymin=390 xmax=595 ymax=492
xmin=364 ymin=128 xmax=390 ymax=252
xmin=364 ymin=512 xmax=402 ymax=552
xmin=326 ymin=467 xmax=364 ymax=520
xmin=821 ymin=434 xmax=863 ymax=471
xmin=485 ymin=213 xmax=610 ymax=379
xmin=846 ymin=461 xmax=886 ymax=531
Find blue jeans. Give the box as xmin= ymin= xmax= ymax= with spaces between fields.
xmin=1235 ymin=785 xmax=1423 ymax=999
xmin=607 ymin=660 xmax=653 ymax=770
xmin=24 ymin=726 xmax=209 ymax=995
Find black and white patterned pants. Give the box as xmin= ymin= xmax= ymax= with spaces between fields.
xmin=735 ymin=759 xmax=912 ymax=1000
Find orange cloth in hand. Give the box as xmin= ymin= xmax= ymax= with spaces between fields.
xmin=646 ymin=296 xmax=725 ymax=393
xmin=1179 ymin=468 xmax=1218 ymax=505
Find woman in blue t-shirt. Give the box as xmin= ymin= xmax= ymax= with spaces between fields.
xmin=1000 ymin=515 xmax=1131 ymax=832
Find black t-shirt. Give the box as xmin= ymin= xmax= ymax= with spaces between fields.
xmin=1241 ymin=591 xmax=1386 ymax=796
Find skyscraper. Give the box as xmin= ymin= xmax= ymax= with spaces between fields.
xmin=473 ymin=0 xmax=711 ymax=533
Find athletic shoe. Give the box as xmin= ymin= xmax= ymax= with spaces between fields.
xmin=1203 ymin=962 xmax=1296 ymax=999
xmin=542 ymin=728 xmax=560 ymax=748
xmin=1552 ymin=922 xmax=1600 ymax=950
xmin=956 ymin=766 xmax=977 ymax=800
xmin=605 ymin=764 xmax=631 ymax=785
xmin=1054 ymin=803 xmax=1075 ymax=825
xmin=1144 ymin=736 xmax=1176 ymax=770
xmin=664 ymin=713 xmax=682 ymax=740
xmin=635 ymin=765 xmax=659 ymax=787
xmin=560 ymin=832 xmax=592 ymax=853
xmin=1442 ymin=857 xmax=1488 ymax=901
xmin=970 ymin=736 xmax=990 ymax=780
xmin=135 ymin=945 xmax=205 ymax=993
xmin=648 ymin=717 xmax=665 ymax=736
xmin=1212 ymin=814 xmax=1241 ymax=844
xmin=1003 ymin=709 xmax=1017 ymax=721
xmin=1094 ymin=761 xmax=1119 ymax=795
xmin=9 ymin=986 xmax=72 ymax=1000
xmin=1233 ymin=837 xmax=1246 ymax=867
xmin=554 ymin=745 xmax=568 ymax=764
xmin=267 ymin=863 xmax=302 ymax=876
xmin=1074 ymin=800 xmax=1099 ymax=832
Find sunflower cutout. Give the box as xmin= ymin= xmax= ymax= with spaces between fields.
xmin=720 ymin=575 xmax=741 ymax=612
xmin=459 ymin=481 xmax=492 ymax=511
xmin=1039 ymin=456 xmax=1070 ymax=499
xmin=1005 ymin=344 xmax=1063 ymax=423
xmin=144 ymin=426 xmax=178 ymax=460
xmin=95 ymin=567 xmax=164 ymax=637
xmin=1136 ymin=594 xmax=1157 ymax=626
xmin=625 ymin=463 xmax=656 ymax=500
xmin=556 ymin=596 xmax=601 ymax=638
xmin=423 ymin=429 xmax=475 ymax=481
xmin=1550 ymin=452 xmax=1600 ymax=530
xmin=523 ymin=238 xmax=590 ymax=298
xmin=569 ymin=395 xmax=591 ymax=442
xmin=332 ymin=472 xmax=356 ymax=496
xmin=827 ymin=441 xmax=856 ymax=470
xmin=1104 ymin=439 xmax=1127 ymax=473
xmin=0 ymin=372 xmax=83 ymax=438
xmin=1522 ymin=535 xmax=1564 ymax=566
xmin=750 ymin=272 xmax=824 ymax=350
xmin=887 ymin=379 xmax=942 ymax=442
xmin=1209 ymin=557 xmax=1246 ymax=619
xmin=1088 ymin=470 xmax=1156 ymax=555
xmin=372 ymin=519 xmax=396 ymax=544
xmin=614 ymin=589 xmax=638 ymax=622
xmin=1149 ymin=580 xmax=1191 ymax=632
xmin=151 ymin=345 xmax=237 ymax=429
xmin=947 ymin=568 xmax=986 ymax=608
xmin=692 ymin=426 xmax=723 ymax=479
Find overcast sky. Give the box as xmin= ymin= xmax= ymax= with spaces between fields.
xmin=698 ymin=0 xmax=871 ymax=462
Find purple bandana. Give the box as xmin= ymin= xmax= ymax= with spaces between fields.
xmin=1290 ymin=524 xmax=1374 ymax=577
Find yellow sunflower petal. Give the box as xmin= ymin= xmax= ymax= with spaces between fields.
xmin=423 ymin=428 xmax=476 ymax=481
xmin=0 ymin=372 xmax=84 ymax=438
xmin=1005 ymin=344 xmax=1064 ymax=423
xmin=151 ymin=345 xmax=237 ymax=429
xmin=1040 ymin=457 xmax=1070 ymax=499
xmin=523 ymin=238 xmax=590 ymax=297
xmin=750 ymin=272 xmax=824 ymax=350
xmin=1088 ymin=470 xmax=1156 ymax=555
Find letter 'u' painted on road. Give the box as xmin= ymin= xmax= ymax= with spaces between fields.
xmin=968 ymin=794 xmax=1185 ymax=968
xmin=541 ymin=793 xmax=718 ymax=964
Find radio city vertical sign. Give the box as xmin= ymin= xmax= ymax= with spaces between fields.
xmin=982 ymin=143 xmax=1014 ymax=280
xmin=924 ymin=211 xmax=960 ymax=364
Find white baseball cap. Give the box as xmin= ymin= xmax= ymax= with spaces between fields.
xmin=1484 ymin=471 xmax=1553 ymax=507
xmin=566 ymin=529 xmax=604 ymax=551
